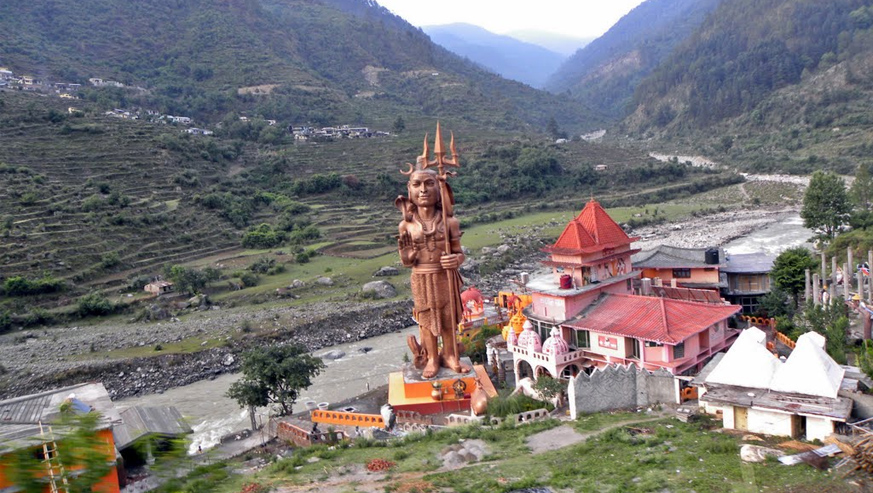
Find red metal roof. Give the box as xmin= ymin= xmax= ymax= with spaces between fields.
xmin=544 ymin=199 xmax=637 ymax=255
xmin=565 ymin=293 xmax=741 ymax=344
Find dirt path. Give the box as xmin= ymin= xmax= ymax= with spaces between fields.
xmin=526 ymin=414 xmax=667 ymax=454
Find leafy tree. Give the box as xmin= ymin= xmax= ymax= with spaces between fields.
xmin=771 ymin=247 xmax=817 ymax=306
xmin=532 ymin=375 xmax=566 ymax=407
xmin=851 ymin=164 xmax=873 ymax=212
xmin=392 ymin=115 xmax=405 ymax=134
xmin=7 ymin=412 xmax=113 ymax=493
xmin=801 ymin=170 xmax=850 ymax=241
xmin=227 ymin=344 xmax=325 ymax=430
xmin=797 ymin=300 xmax=849 ymax=364
xmin=756 ymin=286 xmax=795 ymax=319
xmin=164 ymin=265 xmax=220 ymax=295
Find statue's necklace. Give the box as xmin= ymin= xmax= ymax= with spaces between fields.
xmin=416 ymin=211 xmax=439 ymax=236
xmin=415 ymin=211 xmax=439 ymax=251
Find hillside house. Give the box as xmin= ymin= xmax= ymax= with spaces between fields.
xmin=509 ymin=200 xmax=741 ymax=380
xmin=186 ymin=127 xmax=213 ymax=136
xmin=144 ymin=280 xmax=173 ymax=296
xmin=632 ymin=245 xmax=725 ymax=291
xmin=699 ymin=328 xmax=852 ymax=441
xmin=721 ymin=252 xmax=775 ymax=314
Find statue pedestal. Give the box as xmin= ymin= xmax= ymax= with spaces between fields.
xmin=387 ymin=358 xmax=497 ymax=415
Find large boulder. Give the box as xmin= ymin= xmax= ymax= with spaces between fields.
xmin=740 ymin=444 xmax=782 ymax=463
xmin=321 ymin=350 xmax=345 ymax=360
xmin=373 ymin=266 xmax=400 ymax=277
xmin=362 ymin=281 xmax=396 ymax=299
xmin=316 ymin=277 xmax=334 ymax=286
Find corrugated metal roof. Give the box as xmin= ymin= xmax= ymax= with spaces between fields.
xmin=0 ymin=382 xmax=92 ymax=425
xmin=722 ymin=252 xmax=775 ymax=273
xmin=565 ymin=293 xmax=740 ymax=344
xmin=632 ymin=245 xmax=724 ymax=268
xmin=0 ymin=383 xmax=119 ymax=453
xmin=113 ymin=406 xmax=191 ymax=450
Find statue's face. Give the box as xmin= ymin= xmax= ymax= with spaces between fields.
xmin=408 ymin=171 xmax=439 ymax=207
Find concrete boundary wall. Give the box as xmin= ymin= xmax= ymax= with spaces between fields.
xmin=569 ymin=364 xmax=677 ymax=419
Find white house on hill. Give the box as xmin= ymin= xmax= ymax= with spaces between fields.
xmin=699 ymin=328 xmax=852 ymax=441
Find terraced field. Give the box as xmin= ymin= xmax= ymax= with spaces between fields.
xmin=0 ymin=90 xmax=743 ymax=315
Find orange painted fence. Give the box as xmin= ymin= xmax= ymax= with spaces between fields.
xmin=310 ymin=410 xmax=385 ymax=428
xmin=741 ymin=315 xmax=776 ymax=329
xmin=775 ymin=331 xmax=796 ymax=350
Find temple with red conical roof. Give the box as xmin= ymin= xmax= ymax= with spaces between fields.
xmin=510 ymin=199 xmax=741 ymax=381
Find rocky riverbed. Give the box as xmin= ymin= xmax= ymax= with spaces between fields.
xmin=0 ymin=301 xmax=412 ymax=399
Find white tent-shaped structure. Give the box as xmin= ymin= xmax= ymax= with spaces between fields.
xmin=699 ymin=328 xmax=852 ymax=441
xmin=704 ymin=326 xmax=779 ymax=389
xmin=770 ymin=332 xmax=844 ymax=399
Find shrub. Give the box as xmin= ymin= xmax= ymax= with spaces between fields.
xmin=240 ymin=272 xmax=260 ymax=288
xmin=0 ymin=310 xmax=11 ymax=333
xmin=248 ymin=258 xmax=276 ymax=274
xmin=242 ymin=224 xmax=286 ymax=249
xmin=3 ymin=274 xmax=65 ymax=296
xmin=77 ymin=292 xmax=115 ymax=317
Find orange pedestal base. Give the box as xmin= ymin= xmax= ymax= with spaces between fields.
xmin=388 ymin=363 xmax=497 ymax=415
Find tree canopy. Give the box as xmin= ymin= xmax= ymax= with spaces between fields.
xmin=801 ymin=170 xmax=850 ymax=241
xmin=227 ymin=344 xmax=325 ymax=430
xmin=771 ymin=246 xmax=817 ymax=304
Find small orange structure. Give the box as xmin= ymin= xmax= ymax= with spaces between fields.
xmin=388 ymin=364 xmax=497 ymax=415
xmin=461 ymin=286 xmax=485 ymax=320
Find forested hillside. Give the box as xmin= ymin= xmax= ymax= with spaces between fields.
xmin=625 ymin=0 xmax=873 ymax=173
xmin=0 ymin=0 xmax=595 ymax=132
xmin=545 ymin=0 xmax=722 ymax=119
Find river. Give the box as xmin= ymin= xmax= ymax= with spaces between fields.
xmin=118 ymin=214 xmax=814 ymax=454
xmin=722 ymin=213 xmax=813 ymax=255
xmin=117 ymin=325 xmax=418 ymax=453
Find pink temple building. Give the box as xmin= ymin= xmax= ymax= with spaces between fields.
xmin=510 ymin=199 xmax=741 ymax=380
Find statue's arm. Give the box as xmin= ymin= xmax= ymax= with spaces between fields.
xmin=440 ymin=218 xmax=465 ymax=270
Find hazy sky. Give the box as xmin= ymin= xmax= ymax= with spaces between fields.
xmin=375 ymin=0 xmax=648 ymax=38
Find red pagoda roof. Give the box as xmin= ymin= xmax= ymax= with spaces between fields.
xmin=543 ymin=199 xmax=638 ymax=255
xmin=564 ymin=293 xmax=740 ymax=345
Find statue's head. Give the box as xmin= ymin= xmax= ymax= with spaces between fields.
xmin=407 ymin=168 xmax=440 ymax=208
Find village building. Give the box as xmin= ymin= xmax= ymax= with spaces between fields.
xmin=508 ymin=199 xmax=742 ymax=380
xmin=0 ymin=382 xmax=190 ymax=491
xmin=144 ymin=280 xmax=174 ymax=296
xmin=0 ymin=383 xmax=121 ymax=492
xmin=698 ymin=328 xmax=853 ymax=441
xmin=721 ymin=252 xmax=775 ymax=314
xmin=186 ymin=127 xmax=214 ymax=136
xmin=632 ymin=245 xmax=725 ymax=291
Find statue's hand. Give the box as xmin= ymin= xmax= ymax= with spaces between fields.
xmin=398 ymin=231 xmax=413 ymax=250
xmin=440 ymin=253 xmax=462 ymax=270
xmin=399 ymin=232 xmax=417 ymax=265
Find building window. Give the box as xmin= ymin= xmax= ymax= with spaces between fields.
xmin=628 ymin=339 xmax=641 ymax=360
xmin=673 ymin=341 xmax=685 ymax=359
xmin=574 ymin=330 xmax=590 ymax=348
xmin=672 ymin=268 xmax=691 ymax=279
